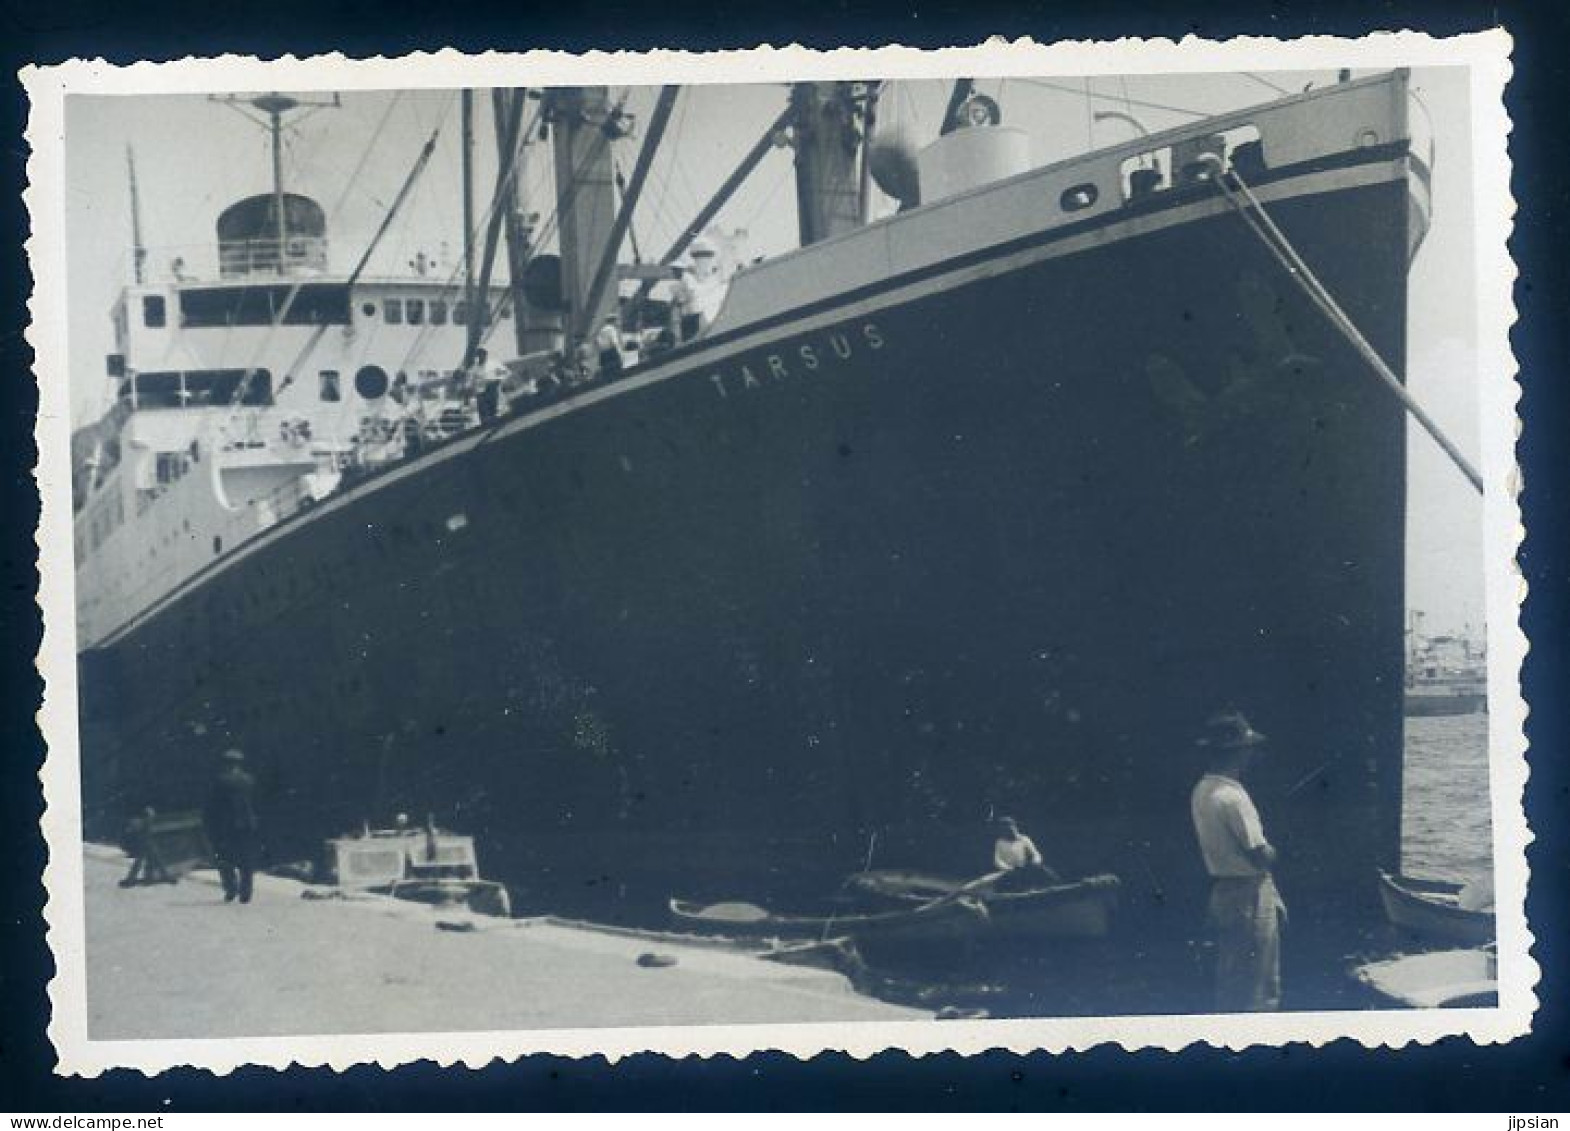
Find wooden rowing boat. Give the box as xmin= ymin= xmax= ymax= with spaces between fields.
xmin=667 ymin=892 xmax=986 ymax=944
xmin=1377 ymin=871 xmax=1494 ymax=946
xmin=846 ymin=870 xmax=1122 ymax=939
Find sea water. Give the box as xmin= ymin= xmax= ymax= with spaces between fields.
xmin=1401 ymin=712 xmax=1493 ymax=881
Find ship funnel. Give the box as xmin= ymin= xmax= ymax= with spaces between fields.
xmin=916 ymin=126 xmax=1031 ymax=205
xmin=217 ymin=192 xmax=328 ymax=277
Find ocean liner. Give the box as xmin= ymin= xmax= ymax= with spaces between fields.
xmin=74 ymin=73 xmax=1430 ymax=948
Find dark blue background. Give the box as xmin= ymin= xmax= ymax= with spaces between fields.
xmin=2 ymin=0 xmax=1565 ymax=1109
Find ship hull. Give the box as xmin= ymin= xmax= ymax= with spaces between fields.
xmin=1404 ymin=688 xmax=1488 ymax=717
xmin=79 ymin=160 xmax=1415 ymax=1004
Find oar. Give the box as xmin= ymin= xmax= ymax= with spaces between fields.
xmin=912 ymin=870 xmax=1011 ymax=918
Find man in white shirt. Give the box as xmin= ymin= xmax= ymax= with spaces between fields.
xmin=594 ymin=316 xmax=624 ymax=378
xmin=990 ymin=816 xmax=1061 ymax=887
xmin=1190 ymin=709 xmax=1286 ymax=1012
xmin=992 ymin=816 xmax=1043 ymax=872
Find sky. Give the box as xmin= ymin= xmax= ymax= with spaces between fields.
xmin=60 ymin=67 xmax=1485 ymax=636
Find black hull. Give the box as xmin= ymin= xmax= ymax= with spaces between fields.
xmin=80 ymin=167 xmax=1413 ymax=1007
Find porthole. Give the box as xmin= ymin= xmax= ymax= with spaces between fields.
xmin=355 ymin=364 xmax=390 ymax=400
xmin=361 ymin=302 xmax=378 ymax=317
xmin=1060 ymin=183 xmax=1099 ymax=212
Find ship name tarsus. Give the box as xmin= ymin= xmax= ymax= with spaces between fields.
xmin=707 ymin=321 xmax=886 ymax=400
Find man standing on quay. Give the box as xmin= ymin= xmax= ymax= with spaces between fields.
xmin=204 ymin=748 xmax=260 ymax=905
xmin=1190 ymin=710 xmax=1286 ymax=1011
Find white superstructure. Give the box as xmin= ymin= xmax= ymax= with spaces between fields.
xmin=73 ymin=191 xmax=513 ymax=648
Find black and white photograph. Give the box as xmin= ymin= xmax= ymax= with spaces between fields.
xmin=23 ymin=33 xmax=1526 ymax=1072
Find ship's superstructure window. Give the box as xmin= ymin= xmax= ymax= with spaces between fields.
xmin=320 ymin=370 xmax=342 ymax=402
xmin=407 ymin=299 xmax=425 ymax=325
xmin=179 ymin=284 xmax=352 ymax=328
xmin=453 ymin=300 xmax=469 ymax=326
xmin=133 ymin=369 xmax=274 ymax=408
xmin=355 ymin=365 xmax=389 ymax=401
xmin=430 ymin=300 xmax=448 ymax=325
xmin=142 ymin=295 xmax=167 ymax=328
xmin=155 ymin=451 xmax=192 ymax=485
xmin=385 ymin=299 xmax=404 ymax=325
xmin=133 ymin=371 xmax=183 ymax=408
xmin=361 ymin=301 xmax=377 ymax=317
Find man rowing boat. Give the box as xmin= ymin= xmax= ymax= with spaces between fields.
xmin=990 ymin=816 xmax=1061 ymax=888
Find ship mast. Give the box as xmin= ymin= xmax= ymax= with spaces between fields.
xmin=462 ymin=87 xmax=529 ymax=371
xmin=125 ymin=145 xmax=146 ymax=285
xmin=547 ymin=86 xmax=628 ymax=344
xmin=493 ymin=88 xmax=534 ymax=358
xmin=210 ymin=91 xmax=341 ymax=265
xmin=790 ymin=82 xmax=865 ymax=247
xmin=461 ymin=89 xmax=480 ymax=363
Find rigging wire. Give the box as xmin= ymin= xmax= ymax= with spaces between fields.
xmin=392 ymin=87 xmax=626 ymax=375
xmin=261 ymin=120 xmax=446 ymax=436
xmin=1083 ymin=77 xmax=1094 ymax=149
xmin=1241 ymin=71 xmax=1292 ymax=97
xmin=643 ymin=90 xmax=694 ymax=256
xmin=737 ymin=157 xmax=792 ymax=232
xmin=393 ymin=93 xmax=551 ymax=371
xmin=1014 ymin=77 xmax=1210 ymax=120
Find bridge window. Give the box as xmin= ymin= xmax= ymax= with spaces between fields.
xmin=453 ymin=300 xmax=469 ymax=326
xmin=186 ymin=369 xmax=273 ymax=408
xmin=320 ymin=370 xmax=342 ymax=402
xmin=384 ymin=299 xmax=403 ymax=325
xmin=407 ymin=299 xmax=425 ymax=325
xmin=133 ymin=369 xmax=274 ymax=408
xmin=430 ymin=300 xmax=448 ymax=325
xmin=132 ymin=371 xmax=183 ymax=408
xmin=142 ymin=295 xmax=167 ymax=328
xmin=180 ymin=284 xmax=351 ymax=328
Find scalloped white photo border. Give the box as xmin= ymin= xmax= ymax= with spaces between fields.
xmin=22 ymin=28 xmax=1527 ymax=1077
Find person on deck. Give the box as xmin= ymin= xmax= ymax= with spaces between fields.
xmin=1190 ymin=709 xmax=1286 ymax=1012
xmin=469 ymin=348 xmax=509 ymax=422
xmin=595 ymin=316 xmax=624 ymax=379
xmin=203 ymin=748 xmax=260 ymax=906
xmin=671 ymin=265 xmax=702 ymax=343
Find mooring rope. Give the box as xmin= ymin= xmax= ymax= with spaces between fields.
xmin=1199 ymin=153 xmax=1484 ymax=495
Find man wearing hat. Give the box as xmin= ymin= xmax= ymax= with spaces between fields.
xmin=1190 ymin=709 xmax=1286 ymax=1011
xmin=203 ymin=748 xmax=260 ymax=905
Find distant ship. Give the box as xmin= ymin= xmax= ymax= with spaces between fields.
xmin=74 ymin=73 xmax=1428 ymax=938
xmin=1405 ymin=618 xmax=1488 ymax=717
